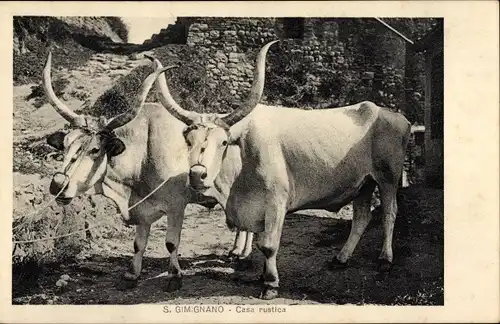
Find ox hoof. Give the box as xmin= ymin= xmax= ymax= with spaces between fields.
xmin=122 ymin=271 xmax=140 ymax=282
xmin=376 ymin=259 xmax=393 ymax=273
xmin=224 ymin=251 xmax=240 ymax=263
xmin=117 ymin=273 xmax=139 ymax=290
xmin=326 ymin=258 xmax=348 ymax=271
xmin=164 ymin=276 xmax=182 ymax=292
xmin=259 ymin=286 xmax=279 ymax=300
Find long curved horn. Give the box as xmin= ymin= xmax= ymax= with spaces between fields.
xmin=145 ymin=54 xmax=200 ymax=125
xmin=105 ymin=66 xmax=176 ymax=130
xmin=42 ymin=52 xmax=86 ymax=127
xmin=222 ymin=40 xmax=279 ymax=126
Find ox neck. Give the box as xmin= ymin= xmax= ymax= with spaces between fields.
xmin=227 ymin=118 xmax=249 ymax=145
xmin=210 ymin=144 xmax=242 ymax=209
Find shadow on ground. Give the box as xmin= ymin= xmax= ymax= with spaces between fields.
xmin=13 ymin=186 xmax=443 ymax=305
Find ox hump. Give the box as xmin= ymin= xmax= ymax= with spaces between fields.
xmin=342 ymin=101 xmax=380 ymax=127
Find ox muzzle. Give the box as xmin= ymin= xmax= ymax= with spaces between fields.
xmin=50 ymin=172 xmax=73 ymax=205
xmin=189 ymin=164 xmax=209 ymax=191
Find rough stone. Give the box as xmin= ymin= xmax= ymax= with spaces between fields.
xmin=174 ymin=17 xmax=422 ymax=117
xmin=215 ymin=52 xmax=228 ymax=63
xmin=228 ymin=52 xmax=239 ymax=60
xmin=362 ymin=71 xmax=375 ymax=80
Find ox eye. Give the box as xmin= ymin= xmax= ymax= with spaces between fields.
xmin=89 ymin=148 xmax=100 ymax=154
xmin=222 ymin=140 xmax=228 ymax=146
xmin=186 ymin=140 xmax=192 ymax=147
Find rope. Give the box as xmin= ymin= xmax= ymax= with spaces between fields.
xmin=12 ymin=135 xmax=171 ymax=245
xmin=13 ymin=224 xmax=101 ymax=244
xmin=12 ymin=178 xmax=170 ymax=245
xmin=374 ymin=17 xmax=414 ymax=45
xmin=127 ymin=178 xmax=169 ymax=211
xmin=13 ymin=138 xmax=92 ymax=230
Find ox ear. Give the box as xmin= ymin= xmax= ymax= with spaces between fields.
xmin=46 ymin=131 xmax=67 ymax=150
xmin=228 ymin=133 xmax=239 ymax=146
xmin=104 ymin=137 xmax=126 ymax=157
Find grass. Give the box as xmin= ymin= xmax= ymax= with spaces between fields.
xmin=13 ymin=16 xmax=131 ymax=85
xmin=14 ymin=38 xmax=96 ymax=86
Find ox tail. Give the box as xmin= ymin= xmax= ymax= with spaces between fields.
xmin=399 ymin=118 xmax=412 ymax=189
xmin=402 ymin=119 xmax=412 ymax=152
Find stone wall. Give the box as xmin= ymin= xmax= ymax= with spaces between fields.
xmin=179 ymin=18 xmax=279 ymax=108
xmin=173 ymin=17 xmax=426 ymax=115
xmin=145 ymin=17 xmax=436 ymax=184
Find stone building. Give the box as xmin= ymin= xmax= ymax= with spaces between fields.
xmin=139 ymin=17 xmax=439 ymax=186
xmin=143 ymin=17 xmax=435 ymax=116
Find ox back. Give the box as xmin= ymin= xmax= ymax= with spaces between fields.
xmin=226 ymin=101 xmax=411 ymax=232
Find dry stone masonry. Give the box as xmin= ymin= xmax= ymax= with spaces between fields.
xmin=141 ymin=17 xmax=436 ymax=183
xmin=148 ymin=17 xmax=433 ymax=114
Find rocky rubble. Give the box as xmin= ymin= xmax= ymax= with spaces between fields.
xmin=12 ymin=171 xmax=126 ymax=265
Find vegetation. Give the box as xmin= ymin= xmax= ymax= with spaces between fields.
xmin=25 ymin=78 xmax=71 ymax=109
xmin=89 ymin=45 xmax=235 ymax=118
xmin=104 ymin=17 xmax=129 ymax=43
xmin=13 ymin=16 xmax=130 ymax=85
xmin=264 ymin=49 xmax=357 ymax=109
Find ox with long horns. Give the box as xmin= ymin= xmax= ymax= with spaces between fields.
xmin=43 ymin=52 xmax=251 ymax=291
xmin=146 ymin=55 xmax=256 ymax=263
xmin=155 ymin=40 xmax=412 ymax=299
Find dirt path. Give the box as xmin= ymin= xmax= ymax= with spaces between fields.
xmin=13 ymin=52 xmax=149 ymax=142
xmin=12 ymin=186 xmax=443 ymax=305
xmin=12 ymin=52 xmax=443 ymax=306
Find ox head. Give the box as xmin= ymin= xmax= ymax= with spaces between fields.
xmin=148 ymin=40 xmax=278 ymax=193
xmin=43 ymin=52 xmax=173 ymax=204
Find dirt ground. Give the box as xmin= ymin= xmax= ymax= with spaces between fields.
xmin=12 ymin=185 xmax=443 ymax=306
xmin=12 ymin=51 xmax=443 ymax=306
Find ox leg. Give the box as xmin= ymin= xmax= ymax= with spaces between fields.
xmin=164 ymin=210 xmax=184 ymax=292
xmin=241 ymin=232 xmax=254 ymax=258
xmin=331 ymin=182 xmax=376 ymax=269
xmin=230 ymin=231 xmax=248 ymax=257
xmin=229 ymin=231 xmax=254 ymax=271
xmin=257 ymin=206 xmax=286 ymax=300
xmin=377 ymin=183 xmax=398 ymax=273
xmin=122 ymin=223 xmax=151 ymax=285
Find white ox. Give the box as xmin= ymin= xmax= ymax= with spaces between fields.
xmin=146 ymin=55 xmax=256 ymax=263
xmin=42 ymin=53 xmax=251 ymax=291
xmin=154 ymin=40 xmax=412 ymax=299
